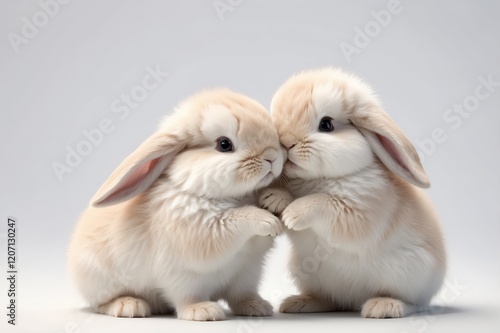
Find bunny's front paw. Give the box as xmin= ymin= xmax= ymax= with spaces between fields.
xmin=259 ymin=188 xmax=293 ymax=215
xmin=282 ymin=199 xmax=312 ymax=231
xmin=252 ymin=210 xmax=283 ymax=237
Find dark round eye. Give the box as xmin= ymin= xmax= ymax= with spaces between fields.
xmin=318 ymin=116 xmax=334 ymax=132
xmin=216 ymin=137 xmax=233 ymax=152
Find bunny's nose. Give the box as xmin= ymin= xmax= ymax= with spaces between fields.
xmin=282 ymin=143 xmax=297 ymax=151
xmin=262 ymin=149 xmax=278 ymax=166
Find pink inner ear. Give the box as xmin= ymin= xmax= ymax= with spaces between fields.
xmin=106 ymin=158 xmax=161 ymax=201
xmin=376 ymin=134 xmax=411 ymax=173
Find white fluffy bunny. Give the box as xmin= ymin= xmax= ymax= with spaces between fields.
xmin=260 ymin=68 xmax=446 ymax=318
xmin=68 ymin=89 xmax=284 ymax=320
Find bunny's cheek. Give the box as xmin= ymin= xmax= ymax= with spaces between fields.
xmin=283 ymin=160 xmax=304 ymax=178
xmin=284 ymin=168 xmax=299 ymax=179
xmin=256 ymin=172 xmax=274 ymax=188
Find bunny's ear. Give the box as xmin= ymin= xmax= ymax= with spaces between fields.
xmin=91 ymin=131 xmax=187 ymax=207
xmin=351 ymin=108 xmax=430 ymax=188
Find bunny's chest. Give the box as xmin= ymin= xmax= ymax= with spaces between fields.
xmin=288 ymin=178 xmax=364 ymax=203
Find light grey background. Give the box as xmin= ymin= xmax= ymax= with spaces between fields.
xmin=1 ymin=1 xmax=499 ymax=332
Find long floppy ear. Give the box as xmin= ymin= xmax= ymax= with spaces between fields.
xmin=91 ymin=131 xmax=187 ymax=207
xmin=352 ymin=108 xmax=430 ymax=188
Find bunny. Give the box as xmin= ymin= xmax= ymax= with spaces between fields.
xmin=68 ymin=89 xmax=285 ymax=321
xmin=260 ymin=68 xmax=446 ymax=318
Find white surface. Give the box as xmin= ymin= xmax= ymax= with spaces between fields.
xmin=1 ymin=0 xmax=499 ymax=332
xmin=11 ymin=293 xmax=500 ymax=333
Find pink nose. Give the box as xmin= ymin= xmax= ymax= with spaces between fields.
xmin=282 ymin=143 xmax=296 ymax=151
xmin=264 ymin=157 xmax=275 ymax=167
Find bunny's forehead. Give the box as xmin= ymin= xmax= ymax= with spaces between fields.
xmin=170 ymin=88 xmax=274 ymax=139
xmin=200 ymin=103 xmax=278 ymax=150
xmin=311 ymin=84 xmax=349 ymax=121
xmin=271 ymin=68 xmax=377 ymax=138
xmin=271 ymin=83 xmax=348 ymax=139
xmin=200 ymin=104 xmax=240 ymax=139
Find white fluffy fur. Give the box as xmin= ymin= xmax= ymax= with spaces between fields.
xmin=262 ymin=68 xmax=446 ymax=318
xmin=68 ymin=89 xmax=283 ymax=320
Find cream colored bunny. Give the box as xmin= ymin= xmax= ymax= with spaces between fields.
xmin=260 ymin=68 xmax=446 ymax=318
xmin=69 ymin=89 xmax=284 ymax=320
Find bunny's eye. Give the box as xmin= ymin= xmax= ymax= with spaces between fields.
xmin=318 ymin=117 xmax=334 ymax=132
xmin=216 ymin=137 xmax=233 ymax=152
